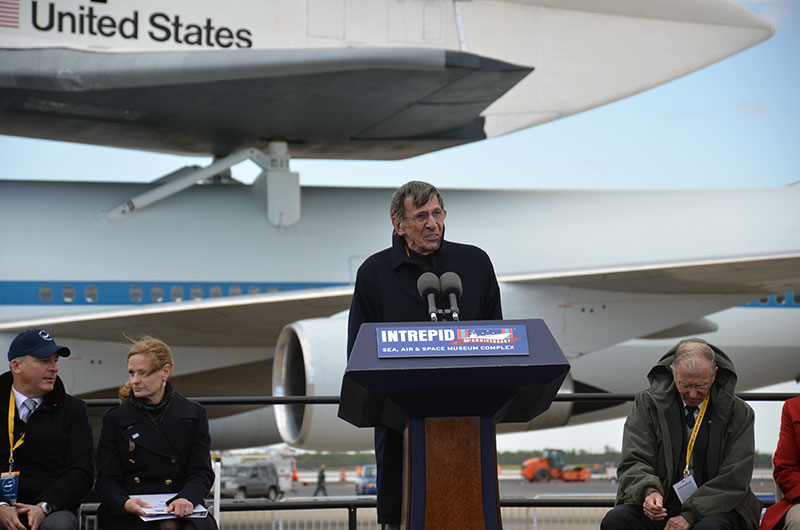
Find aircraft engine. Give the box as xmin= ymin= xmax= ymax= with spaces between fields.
xmin=495 ymin=374 xmax=574 ymax=435
xmin=272 ymin=316 xmax=373 ymax=451
xmin=273 ymin=317 xmax=577 ymax=450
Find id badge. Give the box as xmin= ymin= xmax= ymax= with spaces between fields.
xmin=0 ymin=472 xmax=20 ymax=504
xmin=673 ymin=474 xmax=698 ymax=504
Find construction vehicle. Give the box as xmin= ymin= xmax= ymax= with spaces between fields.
xmin=521 ymin=449 xmax=593 ymax=482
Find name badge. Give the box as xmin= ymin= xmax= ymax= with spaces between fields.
xmin=673 ymin=474 xmax=698 ymax=504
xmin=0 ymin=472 xmax=20 ymax=504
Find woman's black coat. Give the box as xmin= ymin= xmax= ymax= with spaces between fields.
xmin=95 ymin=390 xmax=216 ymax=529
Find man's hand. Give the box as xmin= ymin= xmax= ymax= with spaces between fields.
xmin=3 ymin=503 xmax=29 ymax=530
xmin=664 ymin=514 xmax=691 ymax=530
xmin=643 ymin=491 xmax=668 ymax=521
xmin=167 ymin=497 xmax=195 ymax=518
xmin=14 ymin=503 xmax=46 ymax=530
xmin=123 ymin=497 xmax=152 ymax=516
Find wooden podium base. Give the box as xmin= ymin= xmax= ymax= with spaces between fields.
xmin=401 ymin=416 xmax=502 ymax=530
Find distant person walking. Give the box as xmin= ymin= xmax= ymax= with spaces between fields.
xmin=313 ymin=465 xmax=328 ymax=497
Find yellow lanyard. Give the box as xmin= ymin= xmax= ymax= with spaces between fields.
xmin=683 ymin=394 xmax=709 ymax=478
xmin=7 ymin=391 xmax=25 ymax=472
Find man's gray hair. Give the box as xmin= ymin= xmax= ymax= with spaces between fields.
xmin=670 ymin=342 xmax=717 ymax=374
xmin=389 ymin=181 xmax=444 ymax=222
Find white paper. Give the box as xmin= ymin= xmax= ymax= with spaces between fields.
xmin=131 ymin=493 xmax=208 ymax=521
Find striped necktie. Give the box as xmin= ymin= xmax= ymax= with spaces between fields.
xmin=20 ymin=398 xmax=37 ymax=423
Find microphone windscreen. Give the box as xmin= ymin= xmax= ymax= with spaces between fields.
xmin=440 ymin=272 xmax=463 ymax=298
xmin=417 ymin=272 xmax=441 ymax=298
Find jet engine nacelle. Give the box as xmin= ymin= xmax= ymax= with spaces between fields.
xmin=496 ymin=375 xmax=574 ymax=435
xmin=272 ymin=316 xmax=576 ymax=450
xmin=273 ymin=316 xmax=373 ymax=451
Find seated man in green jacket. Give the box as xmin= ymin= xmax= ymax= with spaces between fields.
xmin=601 ymin=339 xmax=761 ymax=530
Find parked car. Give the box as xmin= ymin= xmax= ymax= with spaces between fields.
xmin=355 ymin=464 xmax=377 ymax=495
xmin=220 ymin=462 xmax=281 ymax=500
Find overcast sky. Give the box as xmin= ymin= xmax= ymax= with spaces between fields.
xmin=1 ymin=1 xmax=797 ymax=454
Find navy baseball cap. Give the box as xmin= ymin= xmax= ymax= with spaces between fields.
xmin=7 ymin=329 xmax=71 ymax=362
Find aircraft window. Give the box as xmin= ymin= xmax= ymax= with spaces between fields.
xmin=759 ymin=297 xmax=769 ymax=304
xmin=776 ymin=294 xmax=786 ymax=305
xmin=85 ymin=285 xmax=98 ymax=303
xmin=190 ymin=286 xmax=203 ymax=300
xmin=210 ymin=285 xmax=222 ymax=298
xmin=247 ymin=285 xmax=260 ymax=295
xmin=151 ymin=285 xmax=164 ymax=303
xmin=268 ymin=286 xmax=279 ymax=293
xmin=39 ymin=285 xmax=52 ymax=303
xmin=229 ymin=285 xmax=242 ymax=296
xmin=170 ymin=285 xmax=183 ymax=302
xmin=130 ymin=285 xmax=143 ymax=303
xmin=62 ymin=285 xmax=75 ymax=303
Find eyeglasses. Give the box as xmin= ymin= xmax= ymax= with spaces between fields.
xmin=675 ymin=381 xmax=712 ymax=391
xmin=407 ymin=208 xmax=446 ymax=225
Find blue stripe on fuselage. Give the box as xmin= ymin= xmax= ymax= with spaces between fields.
xmin=0 ymin=282 xmax=796 ymax=308
xmin=0 ymin=280 xmax=347 ymax=305
xmin=741 ymin=292 xmax=799 ymax=308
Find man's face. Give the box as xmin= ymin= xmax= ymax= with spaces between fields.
xmin=673 ymin=360 xmax=716 ymax=407
xmin=11 ymin=353 xmax=59 ymax=398
xmin=392 ymin=196 xmax=445 ymax=255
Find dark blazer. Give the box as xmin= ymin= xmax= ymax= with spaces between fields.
xmin=0 ymin=371 xmax=93 ymax=511
xmin=95 ymin=389 xmax=215 ymax=528
xmin=347 ymin=234 xmax=503 ymax=356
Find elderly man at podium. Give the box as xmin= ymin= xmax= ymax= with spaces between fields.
xmin=347 ymin=180 xmax=503 ymax=530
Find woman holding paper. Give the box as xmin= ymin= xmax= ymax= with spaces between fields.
xmin=95 ymin=338 xmax=218 ymax=529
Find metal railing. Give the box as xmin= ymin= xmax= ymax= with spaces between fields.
xmin=82 ymin=392 xmax=800 ymax=408
xmin=78 ymin=497 xmax=776 ymax=530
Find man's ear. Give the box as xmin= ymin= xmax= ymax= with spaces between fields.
xmin=10 ymin=359 xmax=21 ymax=374
xmin=391 ymin=216 xmax=406 ymax=236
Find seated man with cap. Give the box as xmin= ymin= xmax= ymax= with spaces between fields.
xmin=0 ymin=330 xmax=93 ymax=530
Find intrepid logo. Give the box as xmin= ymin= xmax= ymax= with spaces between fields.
xmin=0 ymin=0 xmax=20 ymax=29
xmin=451 ymin=328 xmax=521 ymax=345
xmin=380 ymin=328 xmax=456 ymax=343
xmin=29 ymin=1 xmax=253 ymax=48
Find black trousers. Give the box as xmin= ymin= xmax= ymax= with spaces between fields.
xmin=375 ymin=426 xmax=403 ymax=524
xmin=601 ymin=503 xmax=748 ymax=530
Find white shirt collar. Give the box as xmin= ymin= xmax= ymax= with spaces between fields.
xmin=11 ymin=385 xmax=43 ymax=411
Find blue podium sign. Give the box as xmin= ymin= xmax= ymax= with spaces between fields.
xmin=377 ymin=324 xmax=529 ymax=358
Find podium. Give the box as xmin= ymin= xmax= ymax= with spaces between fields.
xmin=338 ymin=319 xmax=570 ymax=530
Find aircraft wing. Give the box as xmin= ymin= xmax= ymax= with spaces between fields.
xmin=0 ymin=47 xmax=530 ymax=160
xmin=500 ymin=253 xmax=800 ymax=295
xmin=0 ymin=285 xmax=353 ymax=348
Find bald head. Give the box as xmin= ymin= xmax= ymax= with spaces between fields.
xmin=671 ymin=342 xmax=716 ymax=374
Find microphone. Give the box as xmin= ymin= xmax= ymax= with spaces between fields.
xmin=440 ymin=272 xmax=462 ymax=321
xmin=417 ymin=272 xmax=441 ymax=322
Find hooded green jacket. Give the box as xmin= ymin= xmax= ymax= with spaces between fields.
xmin=614 ymin=338 xmax=761 ymax=529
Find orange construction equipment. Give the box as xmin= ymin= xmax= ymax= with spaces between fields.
xmin=520 ymin=448 xmax=592 ymax=482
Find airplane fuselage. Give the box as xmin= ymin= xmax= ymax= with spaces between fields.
xmin=2 ymin=180 xmax=798 ymax=407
